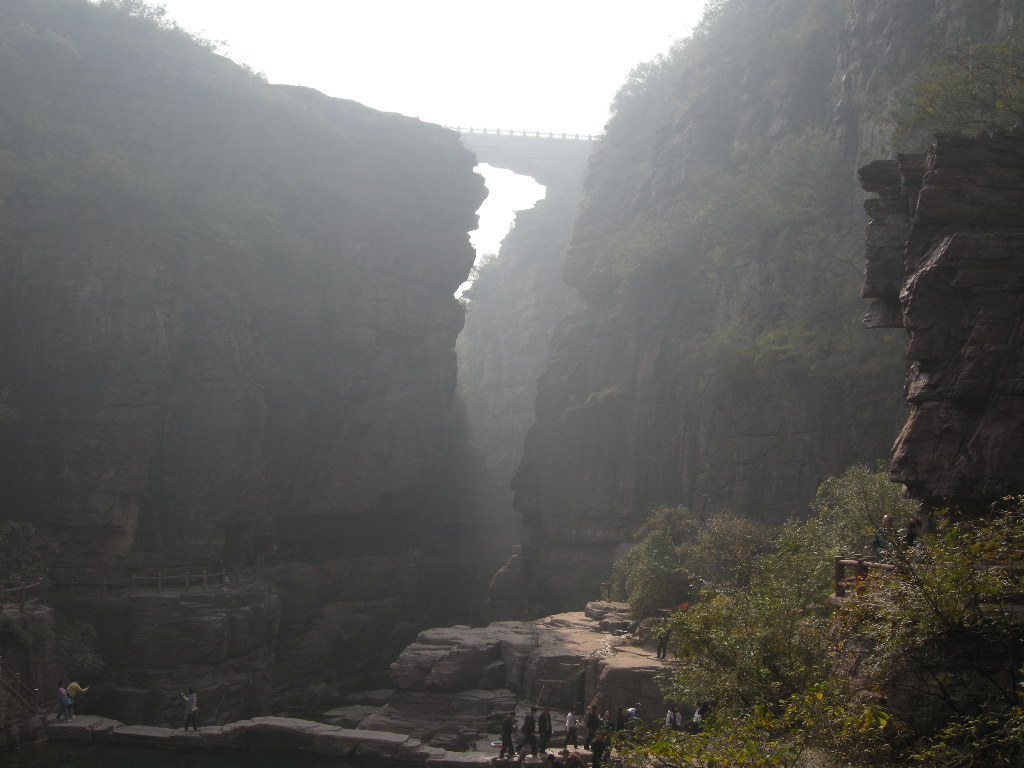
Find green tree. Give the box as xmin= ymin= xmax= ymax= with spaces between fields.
xmin=610 ymin=506 xmax=698 ymax=618
xmin=833 ymin=505 xmax=1024 ymax=767
xmin=57 ymin=619 xmax=106 ymax=677
xmin=0 ymin=521 xmax=54 ymax=583
xmin=891 ymin=27 xmax=1024 ymax=147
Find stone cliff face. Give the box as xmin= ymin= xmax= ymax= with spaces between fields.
xmin=0 ymin=0 xmax=483 ymax=568
xmin=0 ymin=0 xmax=496 ymax=717
xmin=498 ymin=0 xmax=898 ymax=614
xmin=483 ymin=0 xmax=1024 ymax=614
xmin=457 ymin=135 xmax=590 ymax=543
xmin=360 ymin=602 xmax=663 ymax=750
xmin=861 ymin=131 xmax=1024 ymax=507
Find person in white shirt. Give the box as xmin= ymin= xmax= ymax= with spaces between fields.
xmin=564 ymin=709 xmax=578 ymax=748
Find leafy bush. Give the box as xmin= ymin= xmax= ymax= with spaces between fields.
xmin=0 ymin=520 xmax=54 ymax=583
xmin=614 ymin=469 xmax=1024 ymax=767
xmin=56 ymin=618 xmax=106 ymax=677
xmin=610 ymin=506 xmax=772 ymax=618
xmin=833 ymin=505 xmax=1024 ymax=766
xmin=610 ymin=506 xmax=698 ymax=618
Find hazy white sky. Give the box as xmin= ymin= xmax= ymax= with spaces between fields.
xmin=155 ymin=0 xmax=709 ymax=256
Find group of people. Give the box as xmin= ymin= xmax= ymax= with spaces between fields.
xmin=54 ymin=680 xmax=89 ymax=721
xmin=496 ymin=703 xmax=646 ymax=766
xmin=872 ymin=514 xmax=923 ymax=562
xmin=55 ymin=680 xmax=198 ymax=731
xmin=663 ymin=701 xmax=712 ymax=733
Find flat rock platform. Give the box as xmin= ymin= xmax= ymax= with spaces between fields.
xmin=44 ymin=715 xmax=539 ymax=766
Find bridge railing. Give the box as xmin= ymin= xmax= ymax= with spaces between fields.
xmin=451 ymin=127 xmax=600 ymax=141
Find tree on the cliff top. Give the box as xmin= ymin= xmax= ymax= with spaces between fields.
xmin=891 ymin=26 xmax=1024 ymax=147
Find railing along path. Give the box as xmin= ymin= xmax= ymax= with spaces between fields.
xmin=0 ymin=653 xmax=39 ymax=713
xmin=833 ymin=554 xmax=897 ymax=598
xmin=46 ymin=566 xmax=260 ymax=597
xmin=0 ymin=580 xmax=44 ymax=611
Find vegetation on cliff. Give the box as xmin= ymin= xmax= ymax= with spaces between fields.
xmin=0 ymin=521 xmax=53 ymax=583
xmin=596 ymin=0 xmax=897 ymax=383
xmin=890 ymin=25 xmax=1024 ymax=148
xmin=511 ymin=0 xmax=908 ymax=593
xmin=610 ymin=467 xmax=1024 ymax=767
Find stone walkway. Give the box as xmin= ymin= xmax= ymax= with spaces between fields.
xmin=44 ymin=714 xmax=529 ymax=767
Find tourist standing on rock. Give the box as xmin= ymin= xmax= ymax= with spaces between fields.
xmin=517 ymin=707 xmax=538 ymax=758
xmin=538 ymin=707 xmax=553 ymax=752
xmin=564 ymin=708 xmax=578 ymax=749
xmin=615 ymin=706 xmax=627 ymax=731
xmin=66 ymin=681 xmax=89 ymax=717
xmin=56 ymin=681 xmax=71 ymax=722
xmin=584 ymin=705 xmax=600 ymax=749
xmin=500 ymin=711 xmax=517 ymax=758
xmin=181 ymin=689 xmax=199 ymax=731
xmin=655 ymin=619 xmax=672 ymax=659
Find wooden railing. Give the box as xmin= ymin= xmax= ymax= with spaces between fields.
xmin=48 ymin=566 xmax=258 ymax=596
xmin=833 ymin=555 xmax=897 ymax=598
xmin=0 ymin=581 xmax=44 ymax=611
xmin=0 ymin=654 xmax=40 ymax=713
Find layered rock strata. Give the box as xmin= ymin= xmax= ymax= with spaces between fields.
xmin=360 ymin=602 xmax=665 ymax=750
xmin=860 ymin=131 xmax=1024 ymax=506
xmin=0 ymin=0 xmax=495 ymax=719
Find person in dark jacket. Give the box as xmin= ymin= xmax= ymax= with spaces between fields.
xmin=591 ymin=730 xmax=609 ymax=768
xmin=181 ymin=689 xmax=199 ymax=731
xmin=500 ymin=711 xmax=517 ymax=758
xmin=538 ymin=707 xmax=553 ymax=753
xmin=584 ymin=705 xmax=601 ymax=749
xmin=518 ymin=707 xmax=539 ymax=758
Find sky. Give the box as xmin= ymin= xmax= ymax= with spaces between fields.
xmin=155 ymin=0 xmax=710 ymax=255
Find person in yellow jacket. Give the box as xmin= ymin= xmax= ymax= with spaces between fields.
xmin=67 ymin=681 xmax=90 ymax=717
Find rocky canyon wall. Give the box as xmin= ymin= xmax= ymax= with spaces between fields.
xmin=482 ymin=0 xmax=1024 ymax=614
xmin=457 ymin=134 xmax=590 ymax=537
xmin=861 ymin=131 xmax=1024 ymax=508
xmin=0 ymin=0 xmax=499 ymax=717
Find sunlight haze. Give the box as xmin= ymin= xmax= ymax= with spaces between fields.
xmin=154 ymin=0 xmax=710 ymax=255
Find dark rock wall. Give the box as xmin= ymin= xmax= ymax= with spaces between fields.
xmin=0 ymin=607 xmax=56 ymax=750
xmin=0 ymin=0 xmax=498 ymax=717
xmin=861 ymin=132 xmax=1024 ymax=507
xmin=491 ymin=0 xmax=1024 ymax=614
xmin=0 ymin=0 xmax=484 ymax=566
xmin=457 ymin=136 xmax=590 ymax=534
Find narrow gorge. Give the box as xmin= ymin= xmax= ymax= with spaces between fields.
xmin=3 ymin=0 xmax=1024 ymax=761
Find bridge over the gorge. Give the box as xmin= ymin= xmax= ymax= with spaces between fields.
xmin=452 ymin=127 xmax=597 ymax=186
